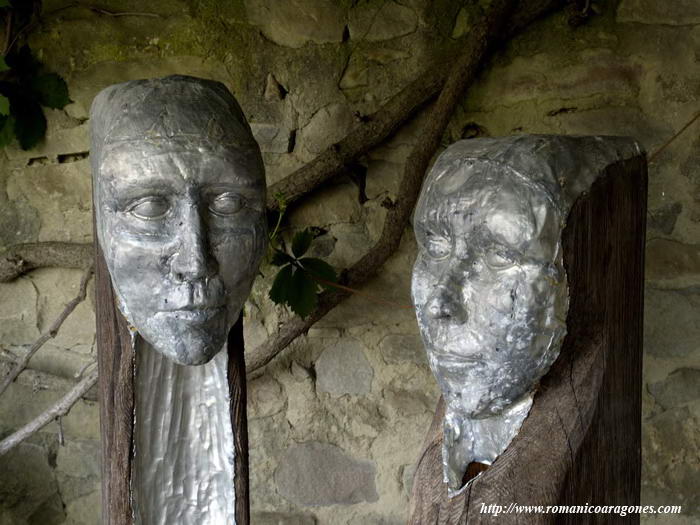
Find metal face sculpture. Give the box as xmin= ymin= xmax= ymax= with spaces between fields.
xmin=90 ymin=75 xmax=266 ymax=524
xmin=91 ymin=75 xmax=266 ymax=366
xmin=411 ymin=135 xmax=641 ymax=495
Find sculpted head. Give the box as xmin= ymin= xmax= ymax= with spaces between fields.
xmin=411 ymin=135 xmax=643 ymax=491
xmin=412 ymin=139 xmax=569 ymax=418
xmin=90 ymin=75 xmax=266 ymax=365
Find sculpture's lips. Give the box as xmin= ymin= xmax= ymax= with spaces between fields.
xmin=155 ymin=306 xmax=225 ymax=322
xmin=431 ymin=349 xmax=485 ymax=366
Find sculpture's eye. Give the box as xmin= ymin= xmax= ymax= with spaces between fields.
xmin=127 ymin=197 xmax=170 ymax=220
xmin=485 ymin=250 xmax=514 ymax=270
xmin=424 ymin=234 xmax=451 ymax=260
xmin=209 ymin=193 xmax=245 ymax=216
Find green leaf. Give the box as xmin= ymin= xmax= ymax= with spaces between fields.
xmin=0 ymin=0 xmax=9 ymax=8
xmin=268 ymin=264 xmax=293 ymax=306
xmin=31 ymin=73 xmax=71 ymax=109
xmin=11 ymin=96 xmax=46 ymax=150
xmin=0 ymin=116 xmax=15 ymax=148
xmin=300 ymin=257 xmax=337 ymax=289
xmin=291 ymin=229 xmax=313 ymax=258
xmin=288 ymin=268 xmax=317 ymax=318
xmin=271 ymin=250 xmax=294 ymax=267
xmin=0 ymin=57 xmax=9 ymax=72
xmin=0 ymin=95 xmax=9 ymax=116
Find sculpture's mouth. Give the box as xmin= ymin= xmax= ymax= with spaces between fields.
xmin=155 ymin=306 xmax=225 ymax=323
xmin=432 ymin=351 xmax=484 ymax=365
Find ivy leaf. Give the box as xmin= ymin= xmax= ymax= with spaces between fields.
xmin=269 ymin=264 xmax=294 ymax=306
xmin=291 ymin=229 xmax=313 ymax=258
xmin=0 ymin=115 xmax=15 ymax=148
xmin=0 ymin=95 xmax=9 ymax=116
xmin=271 ymin=250 xmax=294 ymax=267
xmin=300 ymin=257 xmax=337 ymax=289
xmin=0 ymin=57 xmax=9 ymax=72
xmin=31 ymin=73 xmax=71 ymax=109
xmin=11 ymin=95 xmax=46 ymax=150
xmin=288 ymin=267 xmax=317 ymax=318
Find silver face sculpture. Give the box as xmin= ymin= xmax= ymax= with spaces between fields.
xmin=91 ymin=75 xmax=266 ymax=524
xmin=91 ymin=75 xmax=266 ymax=366
xmin=411 ymin=135 xmax=641 ymax=495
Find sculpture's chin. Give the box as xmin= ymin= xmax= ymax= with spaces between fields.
xmin=132 ymin=312 xmax=230 ymax=366
xmin=436 ymin=363 xmax=539 ymax=418
xmin=138 ymin=334 xmax=225 ymax=366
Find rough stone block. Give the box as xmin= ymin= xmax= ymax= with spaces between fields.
xmin=0 ymin=197 xmax=40 ymax=249
xmin=31 ymin=268 xmax=95 ymax=352
xmin=648 ymin=368 xmax=700 ymax=410
xmin=339 ymin=55 xmax=369 ymax=90
xmin=642 ymin=407 xmax=700 ymax=514
xmin=315 ymin=339 xmax=373 ymax=396
xmin=349 ymin=1 xmax=418 ymax=42
xmin=62 ymin=489 xmax=101 ymax=525
xmin=451 ymin=7 xmax=470 ymax=38
xmin=275 ymin=442 xmax=378 ymax=505
xmin=0 ymin=278 xmax=40 ymax=346
xmin=646 ymin=239 xmax=700 ymax=289
xmin=645 ymin=289 xmax=700 ymax=359
xmin=55 ymin=439 xmax=101 ymax=504
xmin=251 ymin=511 xmax=317 ymax=524
xmin=382 ymin=388 xmax=431 ymax=418
xmin=4 ymin=123 xmax=89 ymax=166
xmin=401 ymin=463 xmax=417 ymax=497
xmin=378 ymin=333 xmax=426 ymax=365
xmin=6 ymin=161 xmax=92 ymax=243
xmin=617 ymin=0 xmax=700 ymax=25
xmin=249 ymin=375 xmax=286 ymax=419
xmin=0 ymin=441 xmax=59 ymax=521
xmin=251 ymin=122 xmax=294 ymax=154
xmin=245 ymin=0 xmax=346 ymax=48
xmin=0 ymin=370 xmax=100 ymax=442
xmin=647 ymin=202 xmax=683 ymax=235
xmin=299 ymin=103 xmax=355 ymax=156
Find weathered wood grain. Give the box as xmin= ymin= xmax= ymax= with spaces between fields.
xmin=95 ymin=239 xmax=135 ymax=525
xmin=228 ymin=316 xmax=250 ymax=524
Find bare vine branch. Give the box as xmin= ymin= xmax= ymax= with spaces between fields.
xmin=0 ymin=242 xmax=92 ymax=282
xmin=247 ymin=0 xmax=534 ymax=377
xmin=0 ymin=0 xmax=572 ymax=387
xmin=266 ymin=0 xmax=567 ymax=212
xmin=0 ymin=264 xmax=94 ymax=396
xmin=0 ymin=367 xmax=98 ymax=456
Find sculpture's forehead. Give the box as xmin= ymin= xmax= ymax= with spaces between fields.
xmin=418 ymin=172 xmax=539 ymax=221
xmin=415 ymin=170 xmax=558 ymax=250
xmin=96 ymin=146 xmax=264 ymax=192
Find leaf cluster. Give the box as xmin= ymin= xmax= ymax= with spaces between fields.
xmin=0 ymin=43 xmax=71 ymax=150
xmin=268 ymin=229 xmax=338 ymax=319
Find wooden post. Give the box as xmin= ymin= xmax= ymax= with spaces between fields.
xmin=408 ymin=153 xmax=647 ymax=524
xmin=94 ymin=237 xmax=250 ymax=524
xmin=228 ymin=315 xmax=250 ymax=523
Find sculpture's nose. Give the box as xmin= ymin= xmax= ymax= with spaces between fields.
xmin=425 ymin=282 xmax=467 ymax=323
xmin=170 ymin=204 xmax=215 ymax=282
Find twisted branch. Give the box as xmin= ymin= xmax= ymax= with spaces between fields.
xmin=0 ymin=242 xmax=92 ymax=282
xmin=0 ymin=264 xmax=94 ymax=396
xmin=0 ymin=368 xmax=98 ymax=456
xmin=247 ymin=0 xmax=531 ymax=376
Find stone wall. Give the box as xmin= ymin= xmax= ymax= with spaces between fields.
xmin=0 ymin=1 xmax=698 ymax=523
